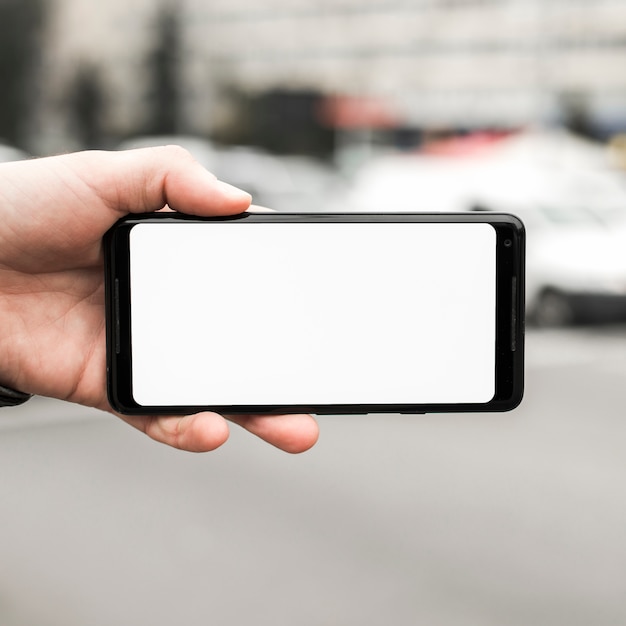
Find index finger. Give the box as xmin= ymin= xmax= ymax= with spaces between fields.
xmin=117 ymin=410 xmax=319 ymax=454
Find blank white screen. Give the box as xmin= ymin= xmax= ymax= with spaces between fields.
xmin=129 ymin=222 xmax=496 ymax=406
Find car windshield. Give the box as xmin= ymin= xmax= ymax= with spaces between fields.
xmin=536 ymin=204 xmax=626 ymax=226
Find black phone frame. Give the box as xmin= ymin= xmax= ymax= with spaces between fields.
xmin=104 ymin=212 xmax=525 ymax=415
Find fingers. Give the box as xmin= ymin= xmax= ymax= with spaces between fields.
xmin=226 ymin=412 xmax=320 ymax=454
xmin=120 ymin=411 xmax=231 ymax=453
xmin=118 ymin=410 xmax=319 ymax=454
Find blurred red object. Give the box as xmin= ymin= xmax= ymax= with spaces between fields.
xmin=421 ymin=131 xmax=515 ymax=157
xmin=317 ymin=95 xmax=399 ymax=129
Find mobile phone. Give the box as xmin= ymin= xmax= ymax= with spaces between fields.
xmin=104 ymin=212 xmax=524 ymax=415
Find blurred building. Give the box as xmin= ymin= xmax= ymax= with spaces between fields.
xmin=34 ymin=0 xmax=626 ymax=153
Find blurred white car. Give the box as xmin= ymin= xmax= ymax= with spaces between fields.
xmin=468 ymin=166 xmax=626 ymax=325
xmin=336 ymin=135 xmax=626 ymax=325
xmin=331 ymin=152 xmax=475 ymax=213
xmin=489 ymin=204 xmax=626 ymax=325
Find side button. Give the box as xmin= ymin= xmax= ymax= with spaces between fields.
xmin=511 ymin=276 xmax=518 ymax=352
xmin=114 ymin=278 xmax=121 ymax=354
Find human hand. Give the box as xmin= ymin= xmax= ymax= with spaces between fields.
xmin=0 ymin=146 xmax=319 ymax=452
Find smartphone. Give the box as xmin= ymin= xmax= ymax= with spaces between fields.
xmin=104 ymin=212 xmax=524 ymax=415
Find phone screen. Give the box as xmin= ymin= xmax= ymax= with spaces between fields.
xmin=126 ymin=220 xmax=500 ymax=407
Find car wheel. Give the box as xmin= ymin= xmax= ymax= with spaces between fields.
xmin=532 ymin=289 xmax=575 ymax=327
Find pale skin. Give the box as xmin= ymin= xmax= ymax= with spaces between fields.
xmin=0 ymin=146 xmax=319 ymax=453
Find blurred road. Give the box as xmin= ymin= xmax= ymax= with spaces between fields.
xmin=1 ymin=327 xmax=626 ymax=626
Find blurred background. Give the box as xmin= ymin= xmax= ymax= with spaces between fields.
xmin=2 ymin=0 xmax=626 ymax=624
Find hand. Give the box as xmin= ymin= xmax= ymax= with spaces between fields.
xmin=0 ymin=146 xmax=319 ymax=453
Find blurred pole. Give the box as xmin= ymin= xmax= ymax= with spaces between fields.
xmin=144 ymin=2 xmax=183 ymax=136
xmin=0 ymin=0 xmax=45 ymax=151
xmin=68 ymin=63 xmax=106 ymax=150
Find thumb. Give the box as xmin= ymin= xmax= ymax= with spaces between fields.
xmin=64 ymin=144 xmax=252 ymax=219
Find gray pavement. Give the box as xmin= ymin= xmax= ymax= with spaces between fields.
xmin=1 ymin=327 xmax=626 ymax=626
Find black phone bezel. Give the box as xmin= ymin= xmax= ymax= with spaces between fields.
xmin=104 ymin=212 xmax=525 ymax=415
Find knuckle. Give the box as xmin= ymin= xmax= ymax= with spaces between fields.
xmin=159 ymin=144 xmax=196 ymax=163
